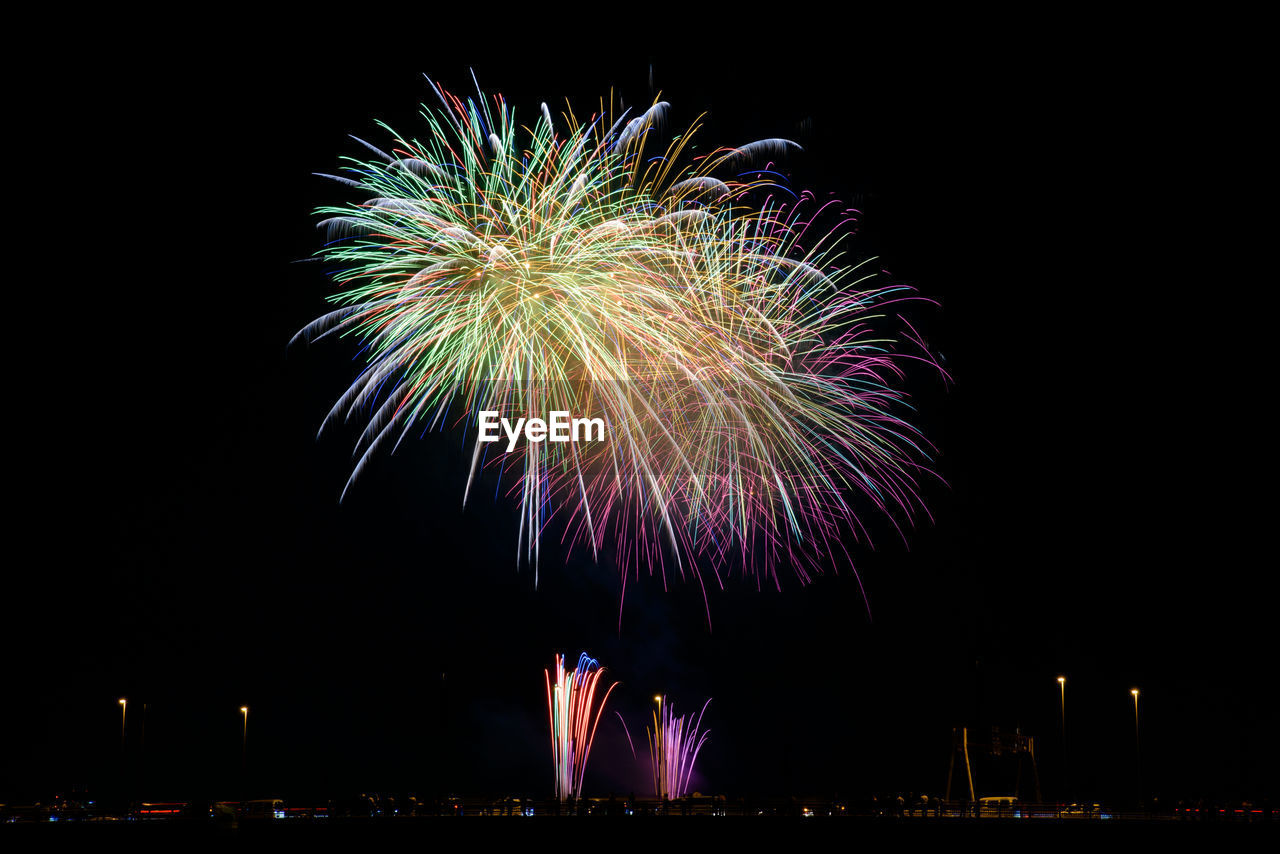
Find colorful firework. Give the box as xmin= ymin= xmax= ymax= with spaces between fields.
xmin=545 ymin=652 xmax=618 ymax=801
xmin=297 ymin=75 xmax=938 ymax=602
xmin=648 ymin=694 xmax=711 ymax=800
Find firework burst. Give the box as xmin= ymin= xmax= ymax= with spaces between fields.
xmin=297 ymin=75 xmax=938 ymax=604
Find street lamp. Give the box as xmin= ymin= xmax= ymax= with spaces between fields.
xmin=1131 ymin=688 xmax=1141 ymax=809
xmin=118 ymin=698 xmax=127 ymax=752
xmin=1130 ymin=689 xmax=1139 ymax=741
xmin=652 ymin=695 xmax=666 ymax=800
xmin=237 ymin=705 xmax=250 ymax=799
xmin=1057 ymin=677 xmax=1067 ymax=801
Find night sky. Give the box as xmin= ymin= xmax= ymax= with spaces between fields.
xmin=7 ymin=47 xmax=1272 ymax=807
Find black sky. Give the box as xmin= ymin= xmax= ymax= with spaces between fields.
xmin=7 ymin=43 xmax=1272 ymax=806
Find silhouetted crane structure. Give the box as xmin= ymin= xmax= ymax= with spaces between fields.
xmin=945 ymin=726 xmax=1042 ymax=803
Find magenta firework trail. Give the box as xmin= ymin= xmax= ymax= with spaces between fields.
xmin=648 ymin=695 xmax=711 ymax=799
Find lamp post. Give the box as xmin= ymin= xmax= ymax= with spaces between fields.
xmin=653 ymin=695 xmax=665 ymax=801
xmin=1130 ymin=688 xmax=1141 ymax=809
xmin=241 ymin=706 xmax=249 ymax=764
xmin=117 ymin=697 xmax=129 ymax=807
xmin=1057 ymin=676 xmax=1067 ymax=802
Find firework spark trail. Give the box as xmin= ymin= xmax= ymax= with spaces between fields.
xmin=545 ymin=652 xmax=618 ymax=801
xmin=298 ymin=76 xmax=942 ymax=604
xmin=648 ymin=695 xmax=711 ymax=800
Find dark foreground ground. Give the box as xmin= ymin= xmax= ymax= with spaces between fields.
xmin=4 ymin=815 xmax=1274 ymax=848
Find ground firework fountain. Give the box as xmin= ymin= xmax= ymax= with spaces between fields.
xmin=648 ymin=695 xmax=711 ymax=800
xmin=546 ymin=653 xmax=618 ymax=801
